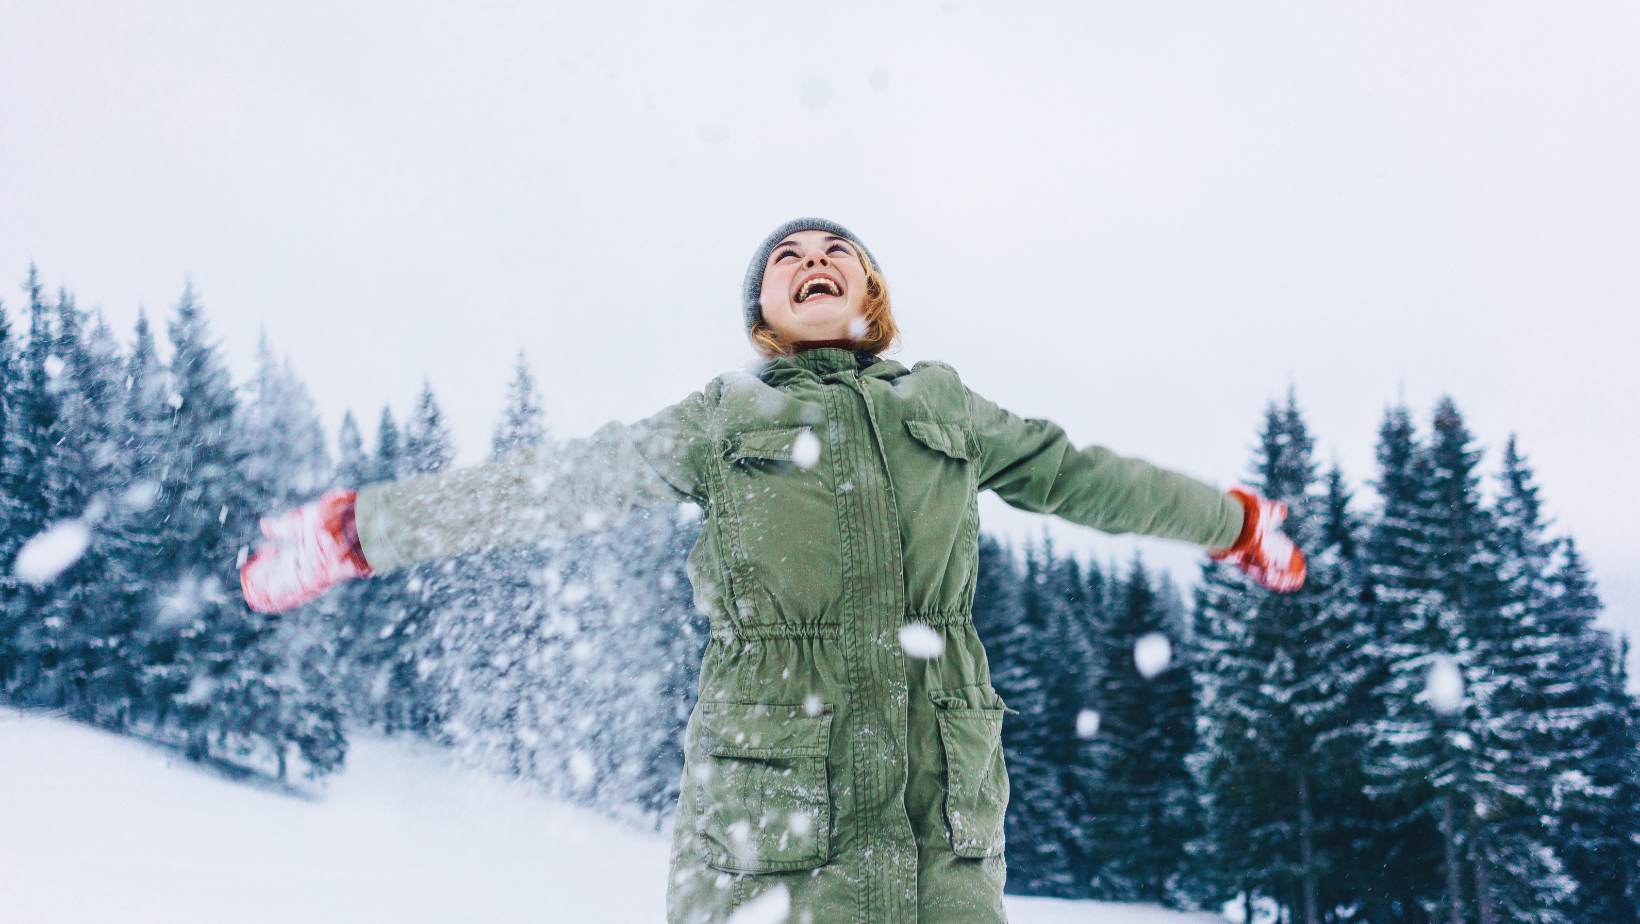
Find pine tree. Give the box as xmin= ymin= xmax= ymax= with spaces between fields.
xmin=1355 ymin=403 xmax=1449 ymax=918
xmin=344 ymin=386 xmax=455 ymax=735
xmin=1083 ymin=557 xmax=1201 ymax=904
xmin=372 ymin=406 xmax=403 ymax=484
xmin=1192 ymin=392 xmax=1373 ymax=922
xmin=95 ymin=308 xmax=174 ymax=729
xmin=235 ymin=333 xmax=347 ymax=779
xmin=37 ymin=298 xmax=131 ymax=718
xmin=239 ymin=334 xmax=331 ymax=512
xmin=9 ymin=268 xmax=56 ymax=556
xmin=0 ymin=292 xmax=17 ymax=684
xmin=1366 ymin=398 xmax=1579 ymax=923
xmin=491 ymin=350 xmax=547 ymax=461
xmin=404 ymin=381 xmax=454 ymax=475
xmin=1045 ymin=552 xmax=1110 ymax=898
xmin=972 ymin=536 xmax=1074 ymax=894
xmin=1550 ymin=541 xmax=1640 ymax=922
xmin=148 ymin=285 xmax=266 ymax=761
xmin=335 ymin=410 xmax=369 ymax=488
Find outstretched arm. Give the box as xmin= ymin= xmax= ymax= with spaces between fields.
xmin=241 ymin=388 xmax=715 ymax=613
xmin=966 ymin=386 xmax=1303 ymax=591
xmin=354 ymin=420 xmax=691 ymax=572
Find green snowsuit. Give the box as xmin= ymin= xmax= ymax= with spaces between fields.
xmin=354 ymin=348 xmax=1243 ymax=924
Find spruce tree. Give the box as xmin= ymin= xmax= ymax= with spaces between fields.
xmin=1549 ymin=541 xmax=1640 ymax=922
xmin=149 ymin=285 xmax=264 ymax=761
xmin=972 ymin=536 xmax=1073 ymax=894
xmin=235 ymin=335 xmax=347 ymax=779
xmin=0 ymin=293 xmax=16 ymax=684
xmin=1192 ymin=392 xmax=1373 ymax=922
xmin=345 ymin=386 xmax=455 ymax=734
xmin=491 ymin=350 xmax=547 ymax=461
xmin=1083 ymin=557 xmax=1201 ymax=905
xmin=372 ymin=406 xmax=403 ymax=484
xmin=1046 ymin=552 xmax=1109 ymax=898
xmin=404 ymin=381 xmax=454 ymax=475
xmin=1367 ymin=398 xmax=1578 ymax=923
xmin=239 ymin=334 xmax=332 ymax=512
xmin=335 ymin=410 xmax=369 ymax=488
xmin=1356 ymin=403 xmax=1448 ymax=917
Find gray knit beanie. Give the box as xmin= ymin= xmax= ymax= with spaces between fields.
xmin=742 ymin=218 xmax=879 ymax=333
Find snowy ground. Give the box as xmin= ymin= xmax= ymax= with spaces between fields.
xmin=0 ymin=707 xmax=1225 ymax=924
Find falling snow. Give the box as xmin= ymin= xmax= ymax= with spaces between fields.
xmin=1425 ymin=654 xmax=1465 ymax=715
xmin=1133 ymin=632 xmax=1171 ymax=680
xmin=727 ymin=883 xmax=791 ymax=924
xmin=898 ymin=623 xmax=944 ymax=660
xmin=1075 ymin=709 xmax=1101 ymax=739
xmin=791 ymin=429 xmax=822 ymax=470
xmin=12 ymin=520 xmax=92 ymax=586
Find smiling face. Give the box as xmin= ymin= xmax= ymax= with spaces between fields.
xmin=756 ymin=229 xmax=869 ymax=345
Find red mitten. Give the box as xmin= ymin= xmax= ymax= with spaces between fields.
xmin=1210 ymin=485 xmax=1306 ymax=593
xmin=240 ymin=489 xmax=374 ymax=614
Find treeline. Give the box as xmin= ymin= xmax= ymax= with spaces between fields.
xmin=0 ymin=273 xmax=705 ymax=819
xmin=0 ymin=271 xmax=347 ymax=774
xmin=5 ymin=272 xmax=1637 ymax=921
xmin=982 ymin=392 xmax=1640 ymax=923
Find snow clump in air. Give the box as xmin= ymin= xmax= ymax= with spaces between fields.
xmin=122 ymin=480 xmax=162 ymax=512
xmin=791 ymin=429 xmax=822 ymax=470
xmin=13 ymin=520 xmax=92 ymax=586
xmin=1425 ymin=654 xmax=1465 ymax=715
xmin=1075 ymin=709 xmax=1101 ymax=739
xmin=568 ymin=750 xmax=596 ymax=789
xmin=728 ymin=883 xmax=791 ymax=924
xmin=848 ymin=317 xmax=869 ymax=339
xmin=799 ymin=76 xmax=833 ymax=111
xmin=899 ymin=623 xmax=945 ymax=660
xmin=1133 ymin=632 xmax=1172 ymax=679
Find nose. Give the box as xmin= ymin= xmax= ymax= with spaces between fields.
xmin=804 ymin=249 xmax=829 ymax=269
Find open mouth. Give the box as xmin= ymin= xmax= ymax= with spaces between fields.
xmin=795 ymin=274 xmax=843 ymax=303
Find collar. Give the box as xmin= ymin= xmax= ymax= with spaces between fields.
xmin=760 ymin=348 xmax=907 ymax=385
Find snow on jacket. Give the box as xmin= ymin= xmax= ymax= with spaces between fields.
xmin=354 ymin=348 xmax=1244 ymax=924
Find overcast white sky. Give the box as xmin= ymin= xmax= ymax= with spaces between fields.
xmin=3 ymin=2 xmax=1637 ymax=657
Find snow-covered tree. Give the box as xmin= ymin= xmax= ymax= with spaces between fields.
xmin=1082 ymin=557 xmax=1201 ymax=904
xmin=1192 ymin=393 xmax=1375 ymax=923
xmin=239 ymin=334 xmax=331 ymax=512
xmin=491 ymin=350 xmax=547 ymax=461
xmin=335 ymin=410 xmax=369 ymax=489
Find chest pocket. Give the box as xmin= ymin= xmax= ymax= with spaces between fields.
xmin=715 ymin=427 xmax=841 ymax=635
xmin=905 ymin=420 xmax=973 ymax=463
xmin=726 ymin=428 xmax=807 ymax=465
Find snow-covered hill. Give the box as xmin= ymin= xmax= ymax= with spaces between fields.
xmin=0 ymin=708 xmax=1226 ymax=924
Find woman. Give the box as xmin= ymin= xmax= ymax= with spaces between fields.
xmin=242 ymin=217 xmax=1304 ymax=924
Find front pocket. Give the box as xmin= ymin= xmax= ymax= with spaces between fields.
xmin=695 ymin=702 xmax=833 ymax=873
xmin=931 ymin=690 xmax=1009 ymax=858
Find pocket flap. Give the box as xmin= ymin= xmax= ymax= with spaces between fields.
xmin=905 ymin=420 xmax=972 ymax=462
xmin=699 ymin=702 xmax=832 ymax=758
xmin=726 ymin=428 xmax=807 ymax=463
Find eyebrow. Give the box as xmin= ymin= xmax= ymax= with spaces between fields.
xmin=772 ymin=236 xmax=853 ymax=252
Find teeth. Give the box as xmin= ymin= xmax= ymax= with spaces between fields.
xmin=798 ymin=277 xmax=841 ymax=302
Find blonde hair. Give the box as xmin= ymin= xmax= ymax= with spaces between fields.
xmin=748 ymin=246 xmax=900 ymax=358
